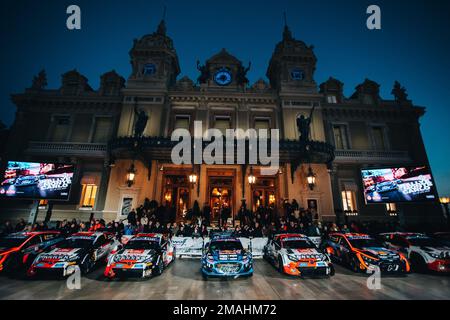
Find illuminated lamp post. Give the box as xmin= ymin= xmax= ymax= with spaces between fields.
xmin=248 ymin=166 xmax=256 ymax=185
xmin=189 ymin=172 xmax=198 ymax=185
xmin=440 ymin=197 xmax=450 ymax=229
xmin=126 ymin=162 xmax=136 ymax=187
xmin=306 ymin=166 xmax=316 ymax=191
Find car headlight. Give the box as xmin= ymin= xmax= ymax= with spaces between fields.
xmin=361 ymin=254 xmax=378 ymax=264
xmin=206 ymin=253 xmax=214 ymax=263
xmin=287 ymin=254 xmax=298 ymax=262
xmin=427 ymin=252 xmax=440 ymax=259
xmin=64 ymin=255 xmax=79 ymax=262
xmin=142 ymin=256 xmax=153 ymax=263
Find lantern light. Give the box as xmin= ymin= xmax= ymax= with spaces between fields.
xmin=126 ymin=162 xmax=136 ymax=187
xmin=306 ymin=166 xmax=316 ymax=190
xmin=248 ymin=167 xmax=256 ymax=185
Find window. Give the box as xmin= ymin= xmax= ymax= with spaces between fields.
xmin=254 ymin=118 xmax=270 ymax=138
xmin=327 ymin=95 xmax=337 ymax=104
xmin=333 ymin=125 xmax=349 ymax=149
xmin=174 ymin=115 xmax=190 ymax=131
xmin=214 ymin=116 xmax=231 ymax=135
xmin=92 ymin=117 xmax=112 ymax=143
xmin=372 ymin=126 xmax=386 ymax=150
xmin=51 ymin=116 xmax=70 ymax=142
xmin=341 ymin=190 xmax=357 ymax=211
xmin=363 ymin=94 xmax=374 ymax=105
xmin=386 ymin=203 xmax=397 ymax=216
xmin=80 ymin=184 xmax=98 ymax=208
xmin=39 ymin=199 xmax=48 ymax=209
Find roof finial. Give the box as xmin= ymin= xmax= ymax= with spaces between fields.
xmin=282 ymin=11 xmax=293 ymax=41
xmin=156 ymin=5 xmax=167 ymax=35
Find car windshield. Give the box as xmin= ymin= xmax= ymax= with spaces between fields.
xmin=0 ymin=236 xmax=28 ymax=248
xmin=210 ymin=240 xmax=243 ymax=251
xmin=348 ymin=238 xmax=383 ymax=248
xmin=58 ymin=238 xmax=94 ymax=249
xmin=282 ymin=239 xmax=316 ymax=249
xmin=407 ymin=237 xmax=445 ymax=247
xmin=125 ymin=240 xmax=160 ymax=250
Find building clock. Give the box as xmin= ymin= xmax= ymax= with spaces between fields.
xmin=143 ymin=63 xmax=157 ymax=76
xmin=214 ymin=68 xmax=232 ymax=86
xmin=290 ymin=68 xmax=305 ymax=81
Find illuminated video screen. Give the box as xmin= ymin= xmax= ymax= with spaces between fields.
xmin=0 ymin=161 xmax=74 ymax=201
xmin=361 ymin=166 xmax=438 ymax=204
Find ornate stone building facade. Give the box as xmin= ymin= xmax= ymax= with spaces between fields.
xmin=0 ymin=20 xmax=442 ymax=226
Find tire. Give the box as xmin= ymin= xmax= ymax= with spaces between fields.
xmin=277 ymin=256 xmax=284 ymax=274
xmin=172 ymin=247 xmax=176 ymax=263
xmin=410 ymin=253 xmax=427 ymax=273
xmin=81 ymin=254 xmax=95 ymax=274
xmin=329 ymin=265 xmax=336 ymax=276
xmin=349 ymin=256 xmax=360 ymax=273
xmin=153 ymin=257 xmax=164 ymax=276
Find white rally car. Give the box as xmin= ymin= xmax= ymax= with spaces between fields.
xmin=28 ymin=231 xmax=120 ymax=277
xmin=379 ymin=232 xmax=450 ymax=273
xmin=104 ymin=233 xmax=175 ymax=279
xmin=263 ymin=233 xmax=334 ymax=277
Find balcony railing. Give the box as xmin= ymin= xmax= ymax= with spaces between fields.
xmin=334 ymin=149 xmax=410 ymax=163
xmin=25 ymin=141 xmax=107 ymax=158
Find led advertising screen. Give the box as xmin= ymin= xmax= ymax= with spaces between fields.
xmin=0 ymin=161 xmax=74 ymax=201
xmin=361 ymin=166 xmax=437 ymax=204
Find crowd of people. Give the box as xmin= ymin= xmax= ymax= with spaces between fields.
xmin=0 ymin=198 xmax=404 ymax=240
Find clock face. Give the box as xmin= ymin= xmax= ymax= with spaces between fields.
xmin=291 ymin=68 xmax=305 ymax=81
xmin=143 ymin=63 xmax=156 ymax=76
xmin=214 ymin=68 xmax=232 ymax=86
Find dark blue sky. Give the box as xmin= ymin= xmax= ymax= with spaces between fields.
xmin=1 ymin=0 xmax=449 ymax=196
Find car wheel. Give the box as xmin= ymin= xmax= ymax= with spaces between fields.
xmin=277 ymin=256 xmax=284 ymax=274
xmin=81 ymin=255 xmax=95 ymax=274
xmin=153 ymin=258 xmax=164 ymax=276
xmin=329 ymin=265 xmax=336 ymax=276
xmin=349 ymin=256 xmax=360 ymax=273
xmin=172 ymin=247 xmax=176 ymax=263
xmin=410 ymin=253 xmax=427 ymax=273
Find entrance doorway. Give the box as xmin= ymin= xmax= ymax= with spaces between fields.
xmin=162 ymin=175 xmax=190 ymax=221
xmin=207 ymin=170 xmax=235 ymax=223
xmin=251 ymin=177 xmax=277 ymax=213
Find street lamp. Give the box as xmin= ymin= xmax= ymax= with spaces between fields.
xmin=440 ymin=197 xmax=450 ymax=225
xmin=189 ymin=172 xmax=198 ymax=184
xmin=248 ymin=166 xmax=256 ymax=185
xmin=306 ymin=166 xmax=316 ymax=190
xmin=126 ymin=162 xmax=136 ymax=187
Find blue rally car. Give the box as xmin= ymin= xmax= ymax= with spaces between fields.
xmin=201 ymin=234 xmax=253 ymax=279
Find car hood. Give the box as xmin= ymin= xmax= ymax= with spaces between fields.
xmin=419 ymin=246 xmax=450 ymax=258
xmin=358 ymin=247 xmax=399 ymax=259
xmin=211 ymin=249 xmax=245 ymax=261
xmin=284 ymin=248 xmax=325 ymax=260
xmin=113 ymin=249 xmax=156 ymax=262
xmin=39 ymin=247 xmax=84 ymax=261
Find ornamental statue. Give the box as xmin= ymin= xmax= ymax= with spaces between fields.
xmin=236 ymin=62 xmax=251 ymax=86
xmin=196 ymin=60 xmax=210 ymax=84
xmin=296 ymin=105 xmax=315 ymax=142
xmin=391 ymin=81 xmax=408 ymax=103
xmin=133 ymin=105 xmax=148 ymax=138
xmin=31 ymin=70 xmax=48 ymax=90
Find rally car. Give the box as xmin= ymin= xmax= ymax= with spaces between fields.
xmin=27 ymin=231 xmax=119 ymax=277
xmin=263 ymin=233 xmax=334 ymax=277
xmin=104 ymin=233 xmax=175 ymax=279
xmin=0 ymin=231 xmax=63 ymax=274
xmin=201 ymin=234 xmax=253 ymax=279
xmin=378 ymin=232 xmax=450 ymax=273
xmin=322 ymin=233 xmax=410 ymax=274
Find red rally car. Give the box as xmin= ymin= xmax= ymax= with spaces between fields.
xmin=0 ymin=231 xmax=63 ymax=273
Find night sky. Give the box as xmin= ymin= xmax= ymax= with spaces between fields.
xmin=1 ymin=0 xmax=449 ymax=196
